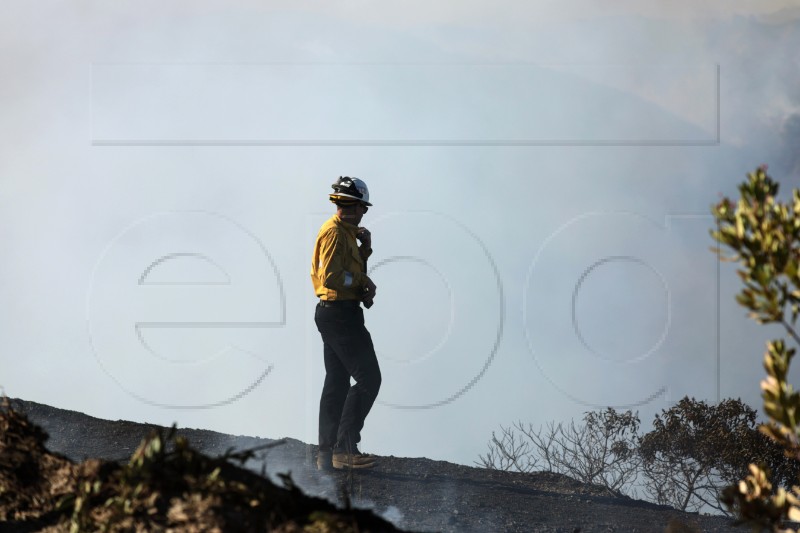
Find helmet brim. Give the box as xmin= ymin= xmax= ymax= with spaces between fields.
xmin=329 ymin=193 xmax=372 ymax=206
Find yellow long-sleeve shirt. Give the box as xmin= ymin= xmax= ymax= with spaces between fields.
xmin=311 ymin=215 xmax=373 ymax=301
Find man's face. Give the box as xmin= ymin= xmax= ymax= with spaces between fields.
xmin=341 ymin=203 xmax=369 ymax=225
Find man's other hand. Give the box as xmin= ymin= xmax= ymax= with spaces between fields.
xmin=363 ymin=277 xmax=377 ymax=302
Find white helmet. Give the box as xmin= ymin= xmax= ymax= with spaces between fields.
xmin=329 ymin=176 xmax=372 ymax=206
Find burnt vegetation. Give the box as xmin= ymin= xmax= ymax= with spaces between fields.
xmin=479 ymin=397 xmax=800 ymax=516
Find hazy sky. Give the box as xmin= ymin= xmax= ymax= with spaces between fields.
xmin=2 ymin=0 xmax=800 ymax=472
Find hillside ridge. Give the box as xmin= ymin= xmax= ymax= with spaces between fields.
xmin=8 ymin=398 xmax=741 ymax=532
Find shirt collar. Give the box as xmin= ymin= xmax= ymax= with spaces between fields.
xmin=333 ymin=214 xmax=359 ymax=235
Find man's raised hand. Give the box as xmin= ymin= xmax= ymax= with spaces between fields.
xmin=357 ymin=227 xmax=372 ymax=249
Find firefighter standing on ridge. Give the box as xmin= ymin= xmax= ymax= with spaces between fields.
xmin=311 ymin=176 xmax=381 ymax=470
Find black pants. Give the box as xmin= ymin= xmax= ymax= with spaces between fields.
xmin=315 ymin=302 xmax=382 ymax=453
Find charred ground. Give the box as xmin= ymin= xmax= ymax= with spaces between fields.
xmin=3 ymin=398 xmax=743 ymax=532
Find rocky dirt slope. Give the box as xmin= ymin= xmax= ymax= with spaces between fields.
xmin=0 ymin=398 xmax=405 ymax=532
xmin=5 ymin=398 xmax=745 ymax=532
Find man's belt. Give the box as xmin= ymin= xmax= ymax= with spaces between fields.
xmin=318 ymin=299 xmax=361 ymax=308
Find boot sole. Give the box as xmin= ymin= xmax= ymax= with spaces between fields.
xmin=332 ymin=458 xmax=378 ymax=469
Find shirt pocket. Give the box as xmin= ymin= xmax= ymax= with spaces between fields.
xmin=348 ymin=240 xmax=364 ymax=270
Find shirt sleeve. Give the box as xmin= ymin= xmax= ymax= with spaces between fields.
xmin=318 ymin=229 xmax=367 ymax=292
